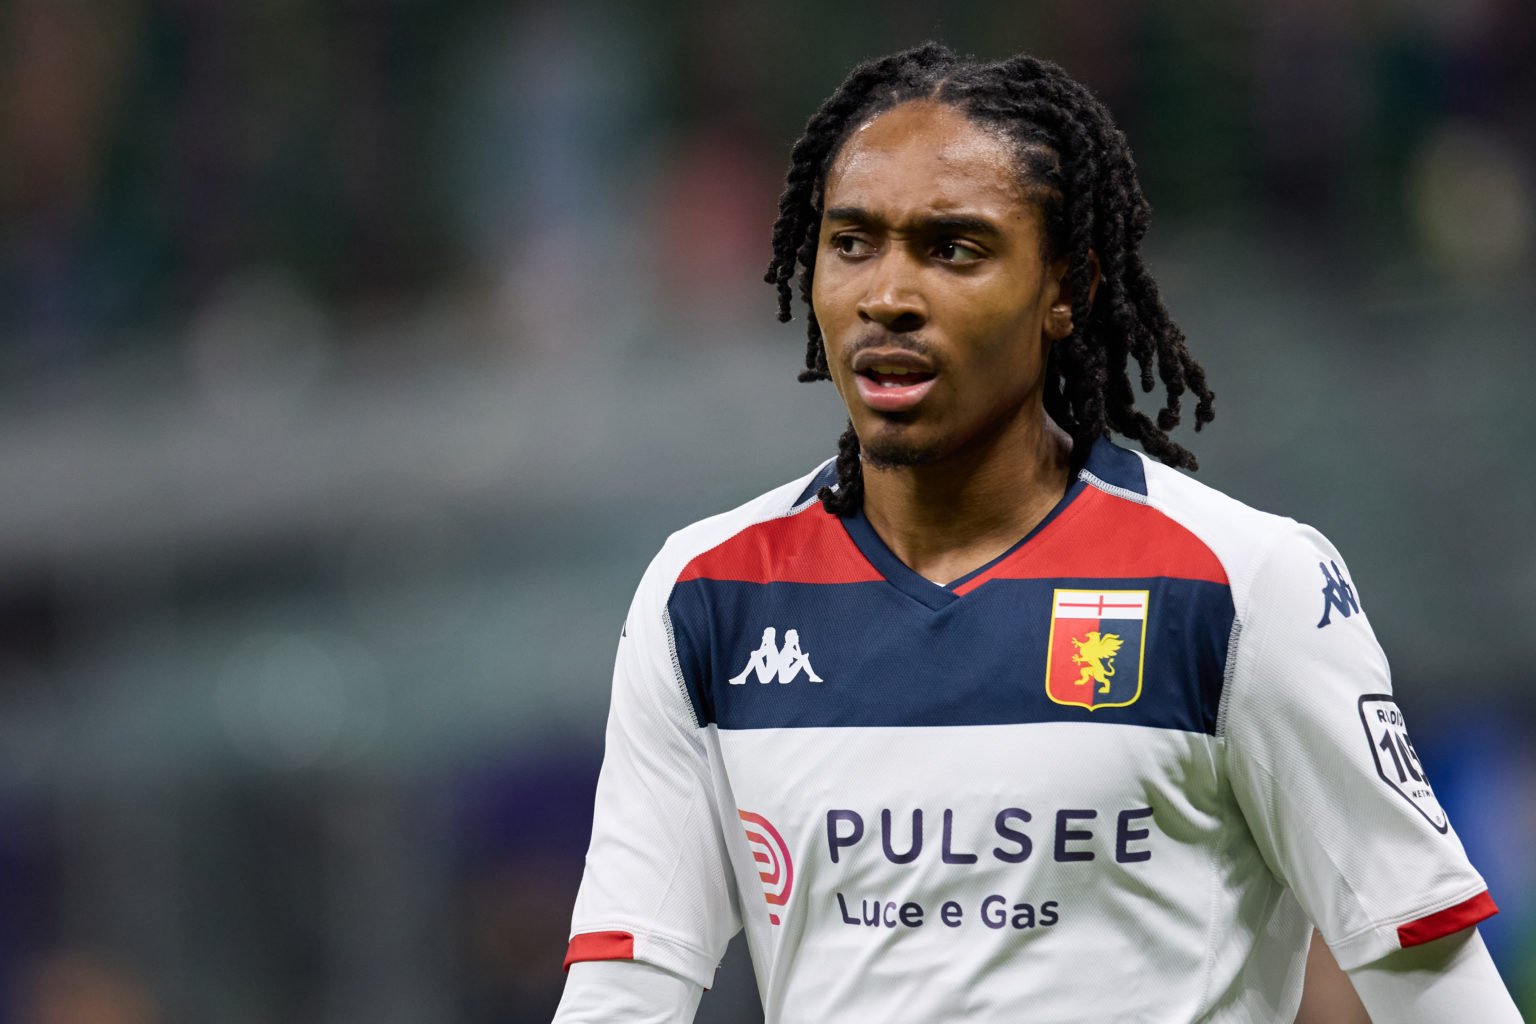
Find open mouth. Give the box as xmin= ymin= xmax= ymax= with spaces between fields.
xmin=853 ymin=362 xmax=938 ymax=412
xmin=860 ymin=364 xmax=938 ymax=389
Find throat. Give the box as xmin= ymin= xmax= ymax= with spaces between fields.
xmin=859 ymin=420 xmax=1076 ymax=585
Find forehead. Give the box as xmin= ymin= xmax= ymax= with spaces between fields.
xmin=822 ymin=100 xmax=1031 ymax=221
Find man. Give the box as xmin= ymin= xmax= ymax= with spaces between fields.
xmin=553 ymin=45 xmax=1520 ymax=1022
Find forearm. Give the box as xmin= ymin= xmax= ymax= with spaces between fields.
xmin=552 ymin=959 xmax=704 ymax=1024
xmin=1346 ymin=928 xmax=1521 ymax=1022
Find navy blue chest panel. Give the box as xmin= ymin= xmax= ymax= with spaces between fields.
xmin=666 ymin=577 xmax=1234 ymax=735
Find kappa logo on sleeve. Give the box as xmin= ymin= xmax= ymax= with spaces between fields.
xmin=1358 ymin=695 xmax=1448 ymax=833
xmin=1317 ymin=560 xmax=1360 ymax=628
xmin=729 ymin=627 xmax=823 ymax=684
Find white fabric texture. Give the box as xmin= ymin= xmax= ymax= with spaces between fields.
xmin=552 ymin=960 xmax=703 ymax=1024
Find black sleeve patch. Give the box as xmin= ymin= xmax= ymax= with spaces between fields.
xmin=1358 ymin=694 xmax=1448 ymax=833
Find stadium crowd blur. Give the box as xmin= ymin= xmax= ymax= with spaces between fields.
xmin=1 ymin=2 xmax=1533 ymax=1021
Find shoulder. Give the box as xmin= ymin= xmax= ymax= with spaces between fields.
xmin=637 ymin=458 xmax=842 ymax=601
xmin=1103 ymin=445 xmax=1334 ymax=611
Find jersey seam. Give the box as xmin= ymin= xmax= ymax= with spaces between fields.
xmin=662 ymin=461 xmax=836 ymax=731
xmin=1127 ymin=449 xmax=1293 ymax=598
xmin=1079 ymin=467 xmax=1151 ymax=505
xmin=1214 ymin=617 xmax=1243 ymax=739
xmin=661 ymin=605 xmax=700 ymax=730
xmin=1129 ymin=462 xmax=1303 ymax=730
xmin=1212 ymin=529 xmax=1291 ymax=741
xmin=1088 ymin=457 xmax=1243 ymax=741
xmin=1083 ymin=460 xmax=1236 ymax=591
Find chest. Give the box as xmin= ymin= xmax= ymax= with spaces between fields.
xmin=670 ymin=575 xmax=1233 ymax=735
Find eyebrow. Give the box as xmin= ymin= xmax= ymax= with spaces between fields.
xmin=823 ymin=206 xmax=1003 ymax=239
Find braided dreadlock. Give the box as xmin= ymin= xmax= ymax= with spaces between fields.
xmin=765 ymin=43 xmax=1215 ymax=516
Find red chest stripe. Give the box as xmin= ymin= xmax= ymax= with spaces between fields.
xmin=678 ymin=507 xmax=882 ymax=585
xmin=952 ymin=486 xmax=1228 ymax=595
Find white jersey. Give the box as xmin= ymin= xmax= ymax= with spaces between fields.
xmin=562 ymin=439 xmax=1495 ymax=1023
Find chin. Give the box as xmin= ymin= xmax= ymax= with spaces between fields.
xmin=859 ymin=431 xmax=944 ymax=470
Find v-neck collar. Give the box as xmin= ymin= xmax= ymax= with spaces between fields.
xmin=837 ymin=438 xmax=1112 ymax=611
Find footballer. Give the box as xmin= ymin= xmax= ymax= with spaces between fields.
xmin=552 ymin=45 xmax=1521 ymax=1022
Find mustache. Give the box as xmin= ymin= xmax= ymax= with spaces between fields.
xmin=842 ymin=331 xmax=936 ymax=361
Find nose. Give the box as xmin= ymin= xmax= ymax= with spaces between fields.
xmin=856 ymin=253 xmax=927 ymax=332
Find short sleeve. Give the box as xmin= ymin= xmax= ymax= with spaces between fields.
xmin=563 ymin=546 xmax=742 ymax=988
xmin=1222 ymin=525 xmax=1495 ymax=971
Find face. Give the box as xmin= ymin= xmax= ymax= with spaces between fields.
xmin=812 ymin=100 xmax=1074 ymax=469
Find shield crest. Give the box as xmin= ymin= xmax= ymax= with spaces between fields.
xmin=1045 ymin=589 xmax=1149 ymax=711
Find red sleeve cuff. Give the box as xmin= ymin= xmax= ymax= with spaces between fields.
xmin=1397 ymin=890 xmax=1498 ymax=949
xmin=563 ymin=930 xmax=636 ymax=971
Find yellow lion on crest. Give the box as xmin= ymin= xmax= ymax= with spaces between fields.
xmin=1071 ymin=631 xmax=1123 ymax=693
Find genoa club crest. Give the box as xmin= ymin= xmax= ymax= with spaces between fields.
xmin=1045 ymin=589 xmax=1149 ymax=711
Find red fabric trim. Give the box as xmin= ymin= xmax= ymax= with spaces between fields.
xmin=563 ymin=930 xmax=635 ymax=971
xmin=1397 ymin=891 xmax=1498 ymax=948
xmin=677 ymin=507 xmax=882 ymax=585
xmin=952 ymin=486 xmax=1228 ymax=595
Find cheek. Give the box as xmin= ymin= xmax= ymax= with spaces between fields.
xmin=946 ymin=283 xmax=1036 ymax=342
xmin=810 ymin=264 xmax=864 ymax=370
xmin=810 ymin=261 xmax=852 ymax=331
xmin=946 ymin=291 xmax=1049 ymax=385
xmin=808 ymin=267 xmax=853 ymax=400
xmin=809 ymin=274 xmax=829 ymax=328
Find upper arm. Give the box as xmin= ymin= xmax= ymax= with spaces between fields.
xmin=1222 ymin=526 xmax=1495 ymax=970
xmin=563 ymin=546 xmax=742 ymax=988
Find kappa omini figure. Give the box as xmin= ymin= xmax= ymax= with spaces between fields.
xmin=729 ymin=627 xmax=822 ymax=685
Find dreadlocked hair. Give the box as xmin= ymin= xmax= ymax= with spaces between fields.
xmin=765 ymin=43 xmax=1215 ymax=516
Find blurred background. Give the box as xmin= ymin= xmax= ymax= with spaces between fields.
xmin=1 ymin=1 xmax=1533 ymax=1021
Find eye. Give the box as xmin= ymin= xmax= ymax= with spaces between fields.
xmin=833 ymin=234 xmax=875 ymax=256
xmin=934 ymin=239 xmax=984 ymax=264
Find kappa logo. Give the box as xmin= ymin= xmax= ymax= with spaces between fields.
xmin=729 ymin=627 xmax=823 ymax=685
xmin=1317 ymin=560 xmax=1360 ymax=628
xmin=1045 ymin=590 xmax=1149 ymax=711
xmin=739 ymin=809 xmax=793 ymax=924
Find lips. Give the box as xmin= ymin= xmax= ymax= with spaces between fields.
xmin=852 ymin=351 xmax=938 ymax=413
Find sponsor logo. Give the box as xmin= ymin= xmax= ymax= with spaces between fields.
xmin=1358 ymin=695 xmax=1448 ymax=833
xmin=1045 ymin=590 xmax=1148 ymax=710
xmin=822 ymin=804 xmax=1158 ymax=936
xmin=824 ymin=805 xmax=1156 ymax=866
xmin=739 ymin=809 xmax=794 ymax=924
xmin=1317 ymin=560 xmax=1360 ymax=628
xmin=729 ymin=627 xmax=823 ymax=685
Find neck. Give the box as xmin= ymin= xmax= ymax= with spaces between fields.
xmin=859 ymin=409 xmax=1076 ymax=585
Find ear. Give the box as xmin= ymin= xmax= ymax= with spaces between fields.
xmin=1043 ymin=249 xmax=1102 ymax=342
